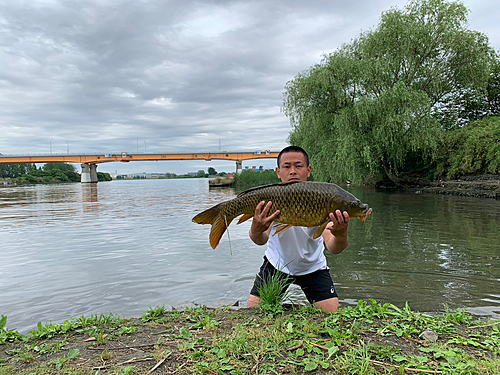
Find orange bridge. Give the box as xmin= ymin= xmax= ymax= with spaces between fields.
xmin=0 ymin=151 xmax=279 ymax=183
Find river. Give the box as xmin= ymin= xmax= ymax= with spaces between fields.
xmin=1 ymin=178 xmax=499 ymax=332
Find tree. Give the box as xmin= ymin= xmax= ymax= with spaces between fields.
xmin=0 ymin=163 xmax=32 ymax=178
xmin=283 ymin=0 xmax=495 ymax=184
xmin=197 ymin=169 xmax=206 ymax=178
xmin=43 ymin=162 xmax=76 ymax=172
xmin=207 ymin=167 xmax=217 ymax=175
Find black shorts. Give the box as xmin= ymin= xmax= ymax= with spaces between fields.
xmin=250 ymin=256 xmax=338 ymax=304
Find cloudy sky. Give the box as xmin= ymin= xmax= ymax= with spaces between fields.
xmin=1 ymin=0 xmax=498 ymax=175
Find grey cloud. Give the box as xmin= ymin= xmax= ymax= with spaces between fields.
xmin=1 ymin=0 xmax=498 ymax=175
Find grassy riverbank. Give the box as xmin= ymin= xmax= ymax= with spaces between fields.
xmin=1 ymin=301 xmax=499 ymax=374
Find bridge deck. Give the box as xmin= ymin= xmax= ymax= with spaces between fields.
xmin=0 ymin=151 xmax=279 ymax=164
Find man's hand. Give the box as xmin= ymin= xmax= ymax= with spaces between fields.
xmin=249 ymin=201 xmax=280 ymax=245
xmin=323 ymin=210 xmax=350 ymax=254
xmin=326 ymin=210 xmax=350 ymax=236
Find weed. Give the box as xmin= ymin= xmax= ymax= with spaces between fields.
xmin=0 ymin=316 xmax=22 ymax=345
xmin=117 ymin=325 xmax=137 ymax=335
xmin=85 ymin=327 xmax=109 ymax=345
xmin=443 ymin=306 xmax=473 ymax=325
xmin=100 ymin=349 xmax=112 ymax=361
xmin=256 ymin=268 xmax=292 ymax=315
xmin=49 ymin=348 xmax=79 ymax=370
xmin=141 ymin=305 xmax=166 ymax=322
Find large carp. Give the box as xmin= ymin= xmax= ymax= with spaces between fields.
xmin=192 ymin=181 xmax=372 ymax=249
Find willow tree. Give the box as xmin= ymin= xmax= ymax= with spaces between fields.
xmin=283 ymin=0 xmax=495 ymax=184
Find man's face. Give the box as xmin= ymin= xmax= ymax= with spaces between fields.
xmin=276 ymin=151 xmax=311 ymax=182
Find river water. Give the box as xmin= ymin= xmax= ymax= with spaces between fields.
xmin=1 ymin=179 xmax=499 ymax=332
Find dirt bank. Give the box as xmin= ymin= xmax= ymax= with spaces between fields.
xmin=379 ymin=174 xmax=500 ymax=199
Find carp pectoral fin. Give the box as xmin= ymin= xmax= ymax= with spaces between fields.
xmin=312 ymin=220 xmax=329 ymax=239
xmin=237 ymin=213 xmax=254 ymax=225
xmin=272 ymin=224 xmax=293 ymax=236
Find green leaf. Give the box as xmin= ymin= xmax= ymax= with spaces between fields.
xmin=286 ymin=322 xmax=294 ymax=333
xmin=446 ymin=356 xmax=459 ymax=365
xmin=392 ymin=355 xmax=407 ymax=363
xmin=217 ymin=348 xmax=227 ymax=359
xmin=220 ymin=365 xmax=234 ymax=371
xmin=312 ymin=347 xmax=323 ymax=355
xmin=304 ymin=362 xmax=318 ymax=371
xmin=179 ymin=327 xmax=191 ymax=339
xmin=68 ymin=348 xmax=80 ymax=359
xmin=327 ymin=345 xmax=339 ymax=359
xmin=296 ymin=348 xmax=305 ymax=357
xmin=419 ymin=347 xmax=435 ymax=353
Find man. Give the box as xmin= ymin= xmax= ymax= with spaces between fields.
xmin=247 ymin=145 xmax=350 ymax=312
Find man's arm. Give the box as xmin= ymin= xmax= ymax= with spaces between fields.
xmin=249 ymin=201 xmax=280 ymax=245
xmin=322 ymin=210 xmax=350 ymax=254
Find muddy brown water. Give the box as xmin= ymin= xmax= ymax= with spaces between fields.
xmin=1 ymin=178 xmax=499 ymax=332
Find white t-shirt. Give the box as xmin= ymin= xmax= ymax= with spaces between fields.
xmin=265 ymin=223 xmax=328 ymax=276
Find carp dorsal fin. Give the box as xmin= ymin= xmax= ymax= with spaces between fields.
xmin=272 ymin=223 xmax=293 ymax=236
xmin=236 ymin=181 xmax=302 ymax=198
xmin=236 ymin=213 xmax=253 ymax=225
xmin=312 ymin=219 xmax=330 ymax=239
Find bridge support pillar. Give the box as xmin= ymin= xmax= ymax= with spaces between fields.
xmin=81 ymin=164 xmax=99 ymax=183
xmin=81 ymin=163 xmax=91 ymax=183
xmin=235 ymin=160 xmax=242 ymax=174
xmin=90 ymin=164 xmax=98 ymax=183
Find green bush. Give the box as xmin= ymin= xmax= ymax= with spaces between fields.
xmin=436 ymin=116 xmax=500 ymax=178
xmin=233 ymin=169 xmax=280 ymax=189
xmin=97 ymin=172 xmax=112 ymax=181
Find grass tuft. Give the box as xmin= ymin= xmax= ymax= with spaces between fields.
xmin=256 ymin=269 xmax=292 ymax=315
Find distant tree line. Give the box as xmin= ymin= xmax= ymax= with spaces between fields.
xmin=0 ymin=163 xmax=111 ymax=184
xmin=282 ymin=0 xmax=500 ymax=185
xmin=0 ymin=164 xmax=37 ymax=178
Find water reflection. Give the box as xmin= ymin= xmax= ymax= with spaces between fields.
xmin=0 ymin=180 xmax=499 ymax=333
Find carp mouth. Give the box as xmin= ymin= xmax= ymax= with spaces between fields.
xmin=359 ymin=207 xmax=373 ymax=222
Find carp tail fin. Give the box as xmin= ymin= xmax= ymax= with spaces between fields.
xmin=192 ymin=203 xmax=222 ymax=225
xmin=193 ymin=203 xmax=233 ymax=249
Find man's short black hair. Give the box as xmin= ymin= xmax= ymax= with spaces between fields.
xmin=277 ymin=145 xmax=309 ymax=167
